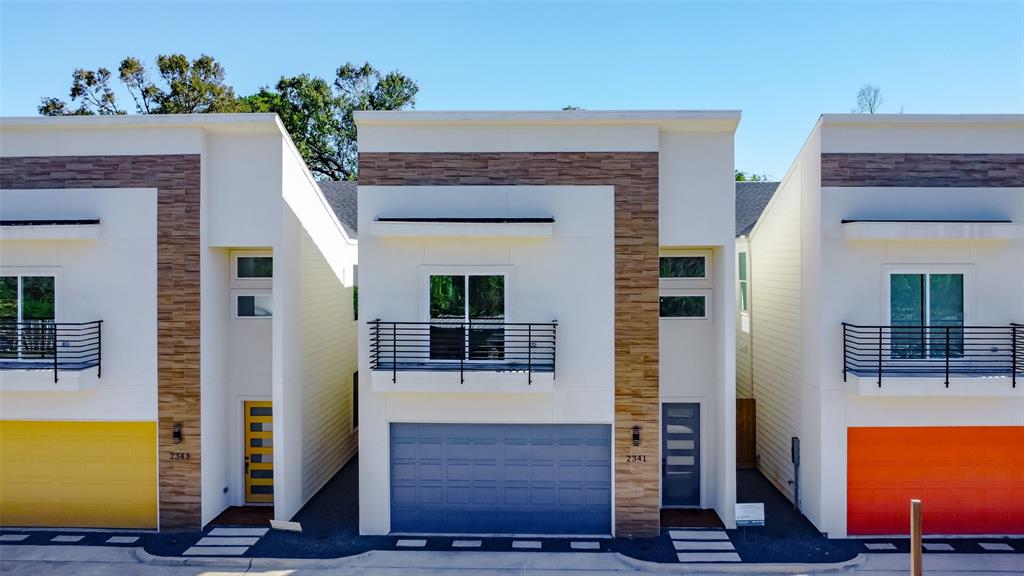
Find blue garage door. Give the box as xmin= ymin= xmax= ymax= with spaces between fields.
xmin=390 ymin=423 xmax=611 ymax=534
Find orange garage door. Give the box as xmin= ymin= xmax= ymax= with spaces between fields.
xmin=848 ymin=426 xmax=1024 ymax=535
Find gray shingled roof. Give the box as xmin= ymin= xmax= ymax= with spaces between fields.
xmin=318 ymin=181 xmax=358 ymax=239
xmin=736 ymin=181 xmax=779 ymax=237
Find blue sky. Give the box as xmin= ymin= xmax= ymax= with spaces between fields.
xmin=2 ymin=1 xmax=1021 ymax=178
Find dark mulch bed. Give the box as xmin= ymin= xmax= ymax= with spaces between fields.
xmin=727 ymin=469 xmax=862 ymax=563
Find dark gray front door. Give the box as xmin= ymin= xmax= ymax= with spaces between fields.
xmin=662 ymin=403 xmax=700 ymax=507
xmin=390 ymin=423 xmax=611 ymax=534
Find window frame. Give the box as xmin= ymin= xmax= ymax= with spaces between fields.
xmin=738 ymin=251 xmax=749 ymax=314
xmin=883 ymin=265 xmax=972 ymax=327
xmin=232 ymin=251 xmax=273 ymax=282
xmin=658 ymin=290 xmax=710 ymax=320
xmin=420 ymin=267 xmax=512 ymax=364
xmin=0 ymin=267 xmax=61 ymax=323
xmin=659 ymin=254 xmax=709 ymax=280
xmin=233 ymin=289 xmax=274 ymax=320
xmin=421 ymin=268 xmax=512 ymax=325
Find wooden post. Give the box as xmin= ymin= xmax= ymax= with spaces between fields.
xmin=910 ymin=499 xmax=922 ymax=576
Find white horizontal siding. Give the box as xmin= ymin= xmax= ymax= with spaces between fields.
xmin=300 ymin=230 xmax=358 ymax=501
xmin=749 ymin=167 xmax=802 ymax=502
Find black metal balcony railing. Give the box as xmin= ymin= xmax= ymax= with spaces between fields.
xmin=0 ymin=320 xmax=103 ymax=383
xmin=369 ymin=320 xmax=557 ymax=384
xmin=843 ymin=323 xmax=1022 ymax=387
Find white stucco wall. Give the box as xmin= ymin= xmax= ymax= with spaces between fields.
xmin=0 ymin=187 xmax=158 ymax=416
xmin=357 ymin=184 xmax=615 ymax=534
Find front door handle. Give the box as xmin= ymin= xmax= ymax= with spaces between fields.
xmin=245 ymin=456 xmax=250 ymax=475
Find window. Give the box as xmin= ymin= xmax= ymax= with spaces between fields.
xmin=660 ymin=256 xmax=706 ymax=279
xmin=428 ymin=274 xmax=506 ymax=360
xmin=236 ymin=256 xmax=273 ymax=279
xmin=738 ymin=252 xmax=749 ymax=312
xmin=352 ymin=371 xmax=359 ymax=430
xmin=352 ymin=265 xmax=358 ymax=322
xmin=660 ymin=295 xmax=707 ymax=318
xmin=889 ymin=271 xmax=965 ymax=359
xmin=1 ymin=275 xmax=56 ymax=359
xmin=236 ymin=293 xmax=273 ymax=318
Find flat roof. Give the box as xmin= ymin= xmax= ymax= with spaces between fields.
xmin=820 ymin=113 xmax=1024 ymax=127
xmin=355 ymin=110 xmax=741 ymax=130
xmin=0 ymin=113 xmax=284 ymax=133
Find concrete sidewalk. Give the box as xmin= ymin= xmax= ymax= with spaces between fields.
xmin=4 ymin=545 xmax=1021 ymax=575
xmin=0 ymin=544 xmax=863 ymax=575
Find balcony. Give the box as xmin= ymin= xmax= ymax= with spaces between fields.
xmin=842 ymin=323 xmax=1022 ymax=396
xmin=0 ymin=320 xmax=103 ymax=385
xmin=369 ymin=320 xmax=556 ymax=391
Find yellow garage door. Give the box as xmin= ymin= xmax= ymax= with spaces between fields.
xmin=0 ymin=421 xmax=157 ymax=529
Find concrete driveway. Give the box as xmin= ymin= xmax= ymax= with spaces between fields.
xmin=3 ymin=545 xmax=1022 ymax=576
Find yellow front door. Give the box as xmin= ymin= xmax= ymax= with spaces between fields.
xmin=244 ymin=401 xmax=274 ymax=503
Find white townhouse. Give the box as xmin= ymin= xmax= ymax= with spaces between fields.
xmin=355 ymin=110 xmax=740 ymax=537
xmin=739 ymin=114 xmax=1024 ymax=538
xmin=0 ymin=115 xmax=358 ymax=532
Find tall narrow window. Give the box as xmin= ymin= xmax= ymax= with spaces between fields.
xmin=0 ymin=275 xmax=56 ymax=359
xmin=890 ymin=272 xmax=964 ymax=359
xmin=428 ymin=274 xmax=505 ymax=360
xmin=738 ymin=252 xmax=749 ymax=312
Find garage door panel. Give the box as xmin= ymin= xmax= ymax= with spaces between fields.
xmin=0 ymin=421 xmax=157 ymax=529
xmin=390 ymin=423 xmax=611 ymax=534
xmin=848 ymin=426 xmax=1024 ymax=535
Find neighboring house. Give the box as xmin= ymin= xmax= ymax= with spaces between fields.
xmin=741 ymin=114 xmax=1024 ymax=538
xmin=355 ymin=110 xmax=740 ymax=537
xmin=0 ymin=114 xmax=358 ymax=532
xmin=734 ymin=181 xmax=778 ymax=401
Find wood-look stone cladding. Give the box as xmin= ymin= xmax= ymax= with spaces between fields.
xmin=0 ymin=155 xmax=202 ymax=531
xmin=360 ymin=151 xmax=662 ymax=536
xmin=821 ymin=153 xmax=1024 ymax=187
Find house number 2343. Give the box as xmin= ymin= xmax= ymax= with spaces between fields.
xmin=624 ymin=455 xmax=647 ymax=463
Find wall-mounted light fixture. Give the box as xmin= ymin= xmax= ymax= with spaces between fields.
xmin=172 ymin=423 xmax=182 ymax=445
xmin=632 ymin=425 xmax=641 ymax=447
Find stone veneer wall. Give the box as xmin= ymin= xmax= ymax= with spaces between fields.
xmin=359 ymin=151 xmax=662 ymax=536
xmin=821 ymin=153 xmax=1024 ymax=187
xmin=0 ymin=155 xmax=202 ymax=531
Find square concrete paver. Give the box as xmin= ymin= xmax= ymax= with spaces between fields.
xmin=669 ymin=530 xmax=728 ymax=540
xmin=196 ymin=536 xmax=260 ymax=546
xmin=570 ymin=541 xmax=600 ymax=550
xmin=512 ymin=540 xmax=542 ymax=549
xmin=105 ymin=536 xmax=140 ymax=544
xmin=183 ymin=546 xmax=248 ymax=556
xmin=677 ymin=552 xmax=741 ymax=563
xmin=51 ymin=535 xmax=84 ymax=543
xmin=979 ymin=542 xmax=1014 ymax=551
xmin=208 ymin=528 xmax=268 ymax=537
xmin=865 ymin=543 xmax=897 ymax=551
xmin=673 ymin=540 xmax=735 ymax=551
xmin=923 ymin=542 xmax=954 ymax=551
xmin=395 ymin=539 xmax=426 ymax=548
xmin=0 ymin=535 xmax=29 ymax=542
xmin=452 ymin=540 xmax=482 ymax=548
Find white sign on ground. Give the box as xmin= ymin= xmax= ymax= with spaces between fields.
xmin=735 ymin=503 xmax=765 ymax=527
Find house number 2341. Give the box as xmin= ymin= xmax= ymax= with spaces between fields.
xmin=624 ymin=455 xmax=647 ymax=463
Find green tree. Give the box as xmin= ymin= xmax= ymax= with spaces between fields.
xmin=735 ymin=170 xmax=770 ymax=182
xmin=40 ymin=54 xmax=240 ymax=116
xmin=246 ymin=62 xmax=418 ymax=180
xmin=852 ymin=83 xmax=883 ymax=114
xmin=39 ymin=56 xmax=417 ymax=180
